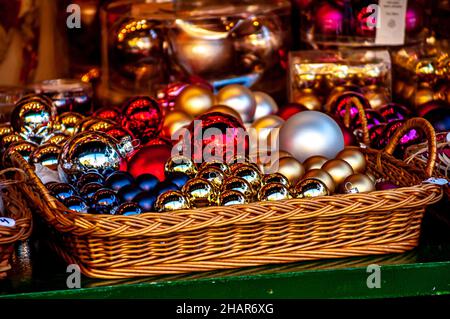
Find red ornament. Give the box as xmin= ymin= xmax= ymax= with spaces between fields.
xmin=121 ymin=96 xmax=163 ymax=143
xmin=144 ymin=137 xmax=173 ymax=147
xmin=315 ymin=2 xmax=344 ymax=35
xmin=416 ymin=100 xmax=447 ymax=117
xmin=328 ymin=113 xmax=357 ymax=146
xmin=123 ymin=143 xmax=172 ymax=181
xmin=351 ymin=109 xmax=386 ymax=130
xmin=93 ymin=107 xmax=123 ymax=121
xmin=104 ymin=125 xmax=135 ymax=141
xmin=277 ymin=103 xmax=308 ymax=120
xmin=378 ymin=103 xmax=411 ymax=122
xmin=376 ymin=181 xmax=398 ymax=190
xmin=382 ymin=120 xmax=424 ymax=157
xmin=158 ymin=82 xmax=189 ymax=114
xmin=186 ymin=112 xmax=249 ymax=163
xmin=330 ymin=92 xmax=372 ymax=123
xmin=369 ymin=124 xmax=386 ymax=149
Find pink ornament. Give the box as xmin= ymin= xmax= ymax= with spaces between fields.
xmin=315 ymin=3 xmax=344 ymax=35
xmin=405 ymin=2 xmax=423 ymax=34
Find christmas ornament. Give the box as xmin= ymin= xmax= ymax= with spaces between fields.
xmin=133 ymin=192 xmax=157 ymax=212
xmin=11 ymin=95 xmax=55 ymax=143
xmin=117 ymin=184 xmax=142 ymax=203
xmin=336 ymin=148 xmax=367 ymax=173
xmin=381 ymin=120 xmax=423 ymax=154
xmin=423 ymin=107 xmax=450 ymax=132
xmin=376 ymin=181 xmax=399 ymax=191
xmin=322 ymin=159 xmax=354 ymax=185
xmin=329 ymin=92 xmax=371 ymax=123
xmin=105 ymin=171 xmax=135 ymax=191
xmin=159 ymin=82 xmax=189 ymax=113
xmin=367 ymin=173 xmax=377 ymax=184
xmin=164 ymin=155 xmax=197 ymax=177
xmin=413 ymin=87 xmax=434 ymax=107
xmin=198 ymin=161 xmax=231 ymax=176
xmin=253 ymin=92 xmax=279 ymax=121
xmin=295 ymin=179 xmax=329 ymax=198
xmin=121 ymin=96 xmax=163 ymax=143
xmin=112 ymin=202 xmax=142 ymax=216
xmin=155 ymin=181 xmax=179 ymax=196
xmin=277 ymin=103 xmax=308 ymax=120
xmin=326 ymin=85 xmax=363 ymax=109
xmin=174 ymin=85 xmax=214 ymax=117
xmin=232 ymin=163 xmax=262 ymax=192
xmin=166 ymin=172 xmax=190 ymax=189
xmin=0 ymin=124 xmax=13 ymax=139
xmin=79 ymin=182 xmax=103 ymax=203
xmin=279 ymin=111 xmax=344 ymax=163
xmin=314 ymin=2 xmax=343 ymax=35
xmin=3 ymin=140 xmax=37 ymax=166
xmin=161 ymin=110 xmax=192 ymax=138
xmin=303 ymin=155 xmax=328 ymax=171
xmin=58 ymin=131 xmax=129 ymax=182
xmin=155 ymin=190 xmax=190 ymax=212
xmin=188 ymin=112 xmax=249 ymax=163
xmin=29 ymin=144 xmax=61 ymax=171
xmin=51 ymin=183 xmax=78 ymax=201
xmin=104 ymin=125 xmax=135 ymax=142
xmin=262 ymin=173 xmax=290 ymax=188
xmin=125 ymin=143 xmax=172 ymax=181
xmin=258 ymin=182 xmax=292 ymax=201
xmin=271 ymin=157 xmax=305 ymax=185
xmin=251 ymin=115 xmax=284 ymax=146
xmin=197 ymin=167 xmax=225 ymax=190
xmin=76 ymin=172 xmax=104 ymax=189
xmin=292 ymin=89 xmax=322 ymax=111
xmin=45 ymin=181 xmax=59 ymax=191
xmin=219 ymin=190 xmax=248 ymax=206
xmin=416 ymin=100 xmax=447 ymax=117
xmin=41 ymin=132 xmax=70 ymax=146
xmin=351 ymin=109 xmax=386 ymax=130
xmin=91 ymin=189 xmax=120 ymax=214
xmin=340 ymin=173 xmax=375 ymax=194
xmin=136 ymin=174 xmax=159 ymax=192
xmin=182 ymin=178 xmax=218 ymax=208
xmin=405 ymin=2 xmax=423 ymax=33
xmin=87 ymin=119 xmax=118 ymax=132
xmin=302 ymin=169 xmax=336 ymax=193
xmin=222 ymin=176 xmax=254 ymax=201
xmin=0 ymin=134 xmax=22 ymax=152
xmin=64 ymin=196 xmax=89 ymax=213
xmin=215 ymin=84 xmax=256 ymax=123
xmin=378 ymin=103 xmax=411 ymax=122
xmin=363 ymin=85 xmax=390 ymax=109
xmin=93 ymin=107 xmax=123 ymax=122
xmin=208 ymin=105 xmax=243 ymax=122
xmin=57 ymin=112 xmax=84 ymax=135
xmin=369 ymin=124 xmax=387 ymax=149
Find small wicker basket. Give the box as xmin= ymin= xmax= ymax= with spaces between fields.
xmin=0 ymin=168 xmax=33 ymax=279
xmin=7 ymin=117 xmax=445 ymax=279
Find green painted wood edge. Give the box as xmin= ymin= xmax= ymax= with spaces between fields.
xmin=2 ymin=261 xmax=450 ymax=299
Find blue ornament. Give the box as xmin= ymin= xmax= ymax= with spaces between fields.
xmin=51 ymin=183 xmax=78 ymax=201
xmin=136 ymin=173 xmax=159 ymax=192
xmin=117 ymin=184 xmax=141 ymax=202
xmin=64 ymin=196 xmax=89 ymax=213
xmin=166 ymin=172 xmax=190 ymax=188
xmin=102 ymin=167 xmax=116 ymax=178
xmin=76 ymin=172 xmax=104 ymax=190
xmin=45 ymin=181 xmax=59 ymax=191
xmin=112 ymin=202 xmax=142 ymax=216
xmin=155 ymin=181 xmax=179 ymax=196
xmin=105 ymin=171 xmax=135 ymax=191
xmin=91 ymin=188 xmax=120 ymax=214
xmin=133 ymin=191 xmax=157 ymax=212
xmin=79 ymin=182 xmax=104 ymax=203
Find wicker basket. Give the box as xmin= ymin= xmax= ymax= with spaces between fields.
xmin=7 ymin=117 xmax=445 ymax=279
xmin=0 ymin=168 xmax=33 ymax=279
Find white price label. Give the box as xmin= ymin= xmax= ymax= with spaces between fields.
xmin=0 ymin=217 xmax=16 ymax=227
xmin=423 ymin=177 xmax=449 ymax=186
xmin=375 ymin=0 xmax=408 ymax=45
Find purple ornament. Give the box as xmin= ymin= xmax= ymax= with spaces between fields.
xmin=330 ymin=92 xmax=372 ymax=124
xmin=315 ymin=2 xmax=344 ymax=35
xmin=405 ymin=2 xmax=423 ymax=34
xmin=376 ymin=181 xmax=399 ymax=191
xmin=383 ymin=120 xmax=424 ymax=157
xmin=352 ymin=109 xmax=386 ymax=130
xmin=378 ymin=103 xmax=411 ymax=122
xmin=369 ymin=124 xmax=386 ymax=149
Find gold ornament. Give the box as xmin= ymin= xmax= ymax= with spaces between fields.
xmin=208 ymin=105 xmax=243 ymax=122
xmin=215 ymin=84 xmax=256 ymax=123
xmin=303 ymin=155 xmax=328 ymax=171
xmin=175 ymin=85 xmax=214 ymax=117
xmin=340 ymin=173 xmax=375 ymax=194
xmin=41 ymin=132 xmax=70 ymax=145
xmin=85 ymin=118 xmax=117 ymax=132
xmin=253 ymin=91 xmax=279 ymax=121
xmin=262 ymin=173 xmax=290 ymax=188
xmin=322 ymin=159 xmax=354 ymax=185
xmin=292 ymin=88 xmax=322 ymax=111
xmin=197 ymin=167 xmax=225 ymax=190
xmin=335 ymin=147 xmax=367 ymax=173
xmin=251 ymin=115 xmax=284 ymax=147
xmin=155 ymin=190 xmax=191 ymax=212
xmin=222 ymin=176 xmax=254 ymax=201
xmin=219 ymin=190 xmax=248 ymax=206
xmin=363 ymin=85 xmax=390 ymax=109
xmin=295 ymin=179 xmax=329 ymax=198
xmin=231 ymin=162 xmax=262 ymax=192
xmin=366 ymin=172 xmax=376 ymax=183
xmin=0 ymin=134 xmax=23 ymax=151
xmin=57 ymin=112 xmax=85 ymax=135
xmin=302 ymin=169 xmax=336 ymax=193
xmin=182 ymin=178 xmax=218 ymax=207
xmin=258 ymin=182 xmax=292 ymax=201
xmin=165 ymin=155 xmax=197 ymax=177
xmin=29 ymin=144 xmax=61 ymax=171
xmin=271 ymin=157 xmax=305 ymax=185
xmin=413 ymin=88 xmax=434 ymax=107
xmin=161 ymin=110 xmax=192 ymax=138
xmin=3 ymin=140 xmax=38 ymax=166
xmin=199 ymin=161 xmax=231 ymax=175
xmin=0 ymin=123 xmax=13 ymax=139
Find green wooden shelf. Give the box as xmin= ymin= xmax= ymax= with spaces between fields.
xmin=1 ymin=206 xmax=450 ymax=299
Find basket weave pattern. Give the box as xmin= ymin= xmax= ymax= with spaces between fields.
xmin=8 ymin=118 xmax=445 ymax=278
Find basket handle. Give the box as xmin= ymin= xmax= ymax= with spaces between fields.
xmin=326 ymin=95 xmax=370 ymax=145
xmin=383 ymin=117 xmax=437 ymax=177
